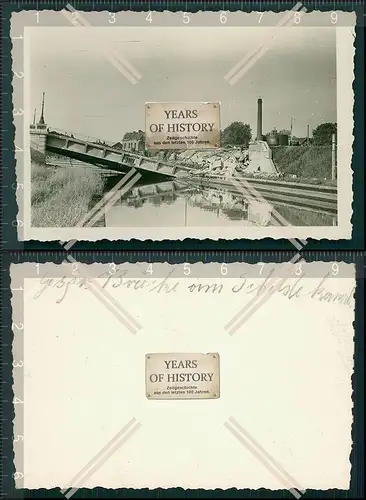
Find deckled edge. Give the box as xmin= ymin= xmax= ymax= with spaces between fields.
xmin=7 ymin=9 xmax=356 ymax=242
xmin=10 ymin=260 xmax=356 ymax=491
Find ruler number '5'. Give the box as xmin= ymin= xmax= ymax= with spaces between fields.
xmin=183 ymin=12 xmax=190 ymax=24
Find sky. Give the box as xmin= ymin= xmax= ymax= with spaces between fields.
xmin=28 ymin=26 xmax=337 ymax=143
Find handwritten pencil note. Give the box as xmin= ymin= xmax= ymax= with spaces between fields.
xmin=12 ymin=262 xmax=355 ymax=490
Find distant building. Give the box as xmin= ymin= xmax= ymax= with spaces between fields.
xmin=116 ymin=130 xmax=145 ymax=152
xmin=290 ymin=136 xmax=308 ymax=146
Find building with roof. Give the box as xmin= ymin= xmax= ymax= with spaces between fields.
xmin=116 ymin=130 xmax=145 ymax=152
xmin=290 ymin=136 xmax=309 ymax=146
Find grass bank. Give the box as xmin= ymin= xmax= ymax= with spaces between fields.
xmin=240 ymin=171 xmax=336 ymax=187
xmin=274 ymin=204 xmax=334 ymax=226
xmin=271 ymin=145 xmax=333 ymax=181
xmin=31 ymin=162 xmax=105 ymax=227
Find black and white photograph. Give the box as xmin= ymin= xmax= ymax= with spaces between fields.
xmin=11 ymin=260 xmax=355 ymax=490
xmin=16 ymin=12 xmax=354 ymax=240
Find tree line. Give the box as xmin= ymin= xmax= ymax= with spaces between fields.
xmin=221 ymin=121 xmax=337 ymax=147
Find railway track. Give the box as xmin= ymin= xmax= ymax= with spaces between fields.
xmin=189 ymin=176 xmax=337 ymax=215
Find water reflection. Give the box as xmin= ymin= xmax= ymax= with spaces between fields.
xmin=105 ymin=177 xmax=275 ymax=227
xmin=125 ymin=192 xmax=177 ymax=208
xmin=104 ymin=177 xmax=334 ymax=227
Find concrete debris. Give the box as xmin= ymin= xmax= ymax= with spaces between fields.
xmin=170 ymin=148 xmax=251 ymax=179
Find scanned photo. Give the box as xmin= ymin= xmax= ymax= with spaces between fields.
xmin=13 ymin=11 xmax=355 ymax=240
xmin=12 ymin=261 xmax=355 ymax=490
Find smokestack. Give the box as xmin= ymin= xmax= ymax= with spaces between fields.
xmin=307 ymin=124 xmax=310 ymax=145
xmin=257 ymin=97 xmax=263 ymax=141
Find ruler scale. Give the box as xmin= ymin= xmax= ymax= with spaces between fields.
xmin=2 ymin=249 xmax=366 ymax=265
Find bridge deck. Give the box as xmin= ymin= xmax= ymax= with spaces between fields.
xmin=46 ymin=132 xmax=190 ymax=178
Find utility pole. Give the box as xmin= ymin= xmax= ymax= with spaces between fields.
xmin=256 ymin=97 xmax=263 ymax=141
xmin=290 ymin=117 xmax=294 ymax=145
xmin=331 ymin=133 xmax=336 ymax=180
xmin=39 ymin=92 xmax=45 ymax=125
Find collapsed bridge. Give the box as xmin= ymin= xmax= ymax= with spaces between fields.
xmin=31 ymin=127 xmax=191 ymax=179
xmin=30 ymin=126 xmax=337 ymax=216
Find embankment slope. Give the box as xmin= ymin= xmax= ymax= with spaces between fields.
xmin=271 ymin=145 xmax=332 ymax=179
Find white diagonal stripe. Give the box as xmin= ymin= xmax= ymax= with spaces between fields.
xmin=231 ymin=174 xmax=307 ymax=251
xmin=225 ymin=418 xmax=305 ymax=498
xmin=224 ymin=4 xmax=303 ymax=82
xmin=84 ymin=172 xmax=141 ymax=228
xmin=225 ymin=4 xmax=307 ymax=86
xmin=61 ymin=418 xmax=141 ymax=498
xmin=61 ymin=170 xmax=141 ymax=251
xmin=66 ymin=256 xmax=141 ymax=334
xmin=61 ymin=4 xmax=141 ymax=85
xmin=225 ymin=253 xmax=303 ymax=336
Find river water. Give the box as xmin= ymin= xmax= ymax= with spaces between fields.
xmin=103 ymin=176 xmax=334 ymax=227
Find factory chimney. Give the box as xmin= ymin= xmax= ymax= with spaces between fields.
xmin=307 ymin=124 xmax=310 ymax=145
xmin=256 ymin=97 xmax=263 ymax=141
